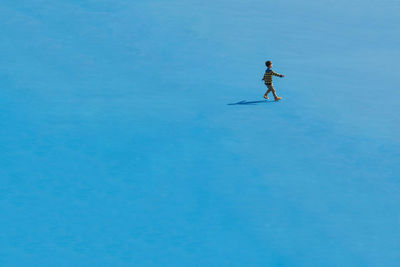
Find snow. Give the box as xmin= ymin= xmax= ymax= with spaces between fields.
xmin=1 ymin=0 xmax=399 ymax=265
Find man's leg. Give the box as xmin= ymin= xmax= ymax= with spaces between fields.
xmin=264 ymin=83 xmax=273 ymax=99
xmin=264 ymin=88 xmax=271 ymax=99
xmin=267 ymin=84 xmax=279 ymax=99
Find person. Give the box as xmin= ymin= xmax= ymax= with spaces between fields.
xmin=262 ymin=61 xmax=285 ymax=101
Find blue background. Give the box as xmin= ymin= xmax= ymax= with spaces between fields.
xmin=1 ymin=0 xmax=399 ymax=266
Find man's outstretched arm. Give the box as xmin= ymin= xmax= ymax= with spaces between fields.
xmin=272 ymin=70 xmax=285 ymax=77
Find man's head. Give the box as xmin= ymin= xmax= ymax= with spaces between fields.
xmin=265 ymin=61 xmax=272 ymax=68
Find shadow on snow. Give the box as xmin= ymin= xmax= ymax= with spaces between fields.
xmin=227 ymin=100 xmax=275 ymax=105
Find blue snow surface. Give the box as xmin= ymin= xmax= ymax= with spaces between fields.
xmin=1 ymin=0 xmax=400 ymax=266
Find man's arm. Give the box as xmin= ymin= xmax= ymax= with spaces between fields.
xmin=261 ymin=72 xmax=266 ymax=81
xmin=272 ymin=70 xmax=285 ymax=77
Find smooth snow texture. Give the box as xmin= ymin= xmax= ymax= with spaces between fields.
xmin=1 ymin=0 xmax=399 ymax=266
